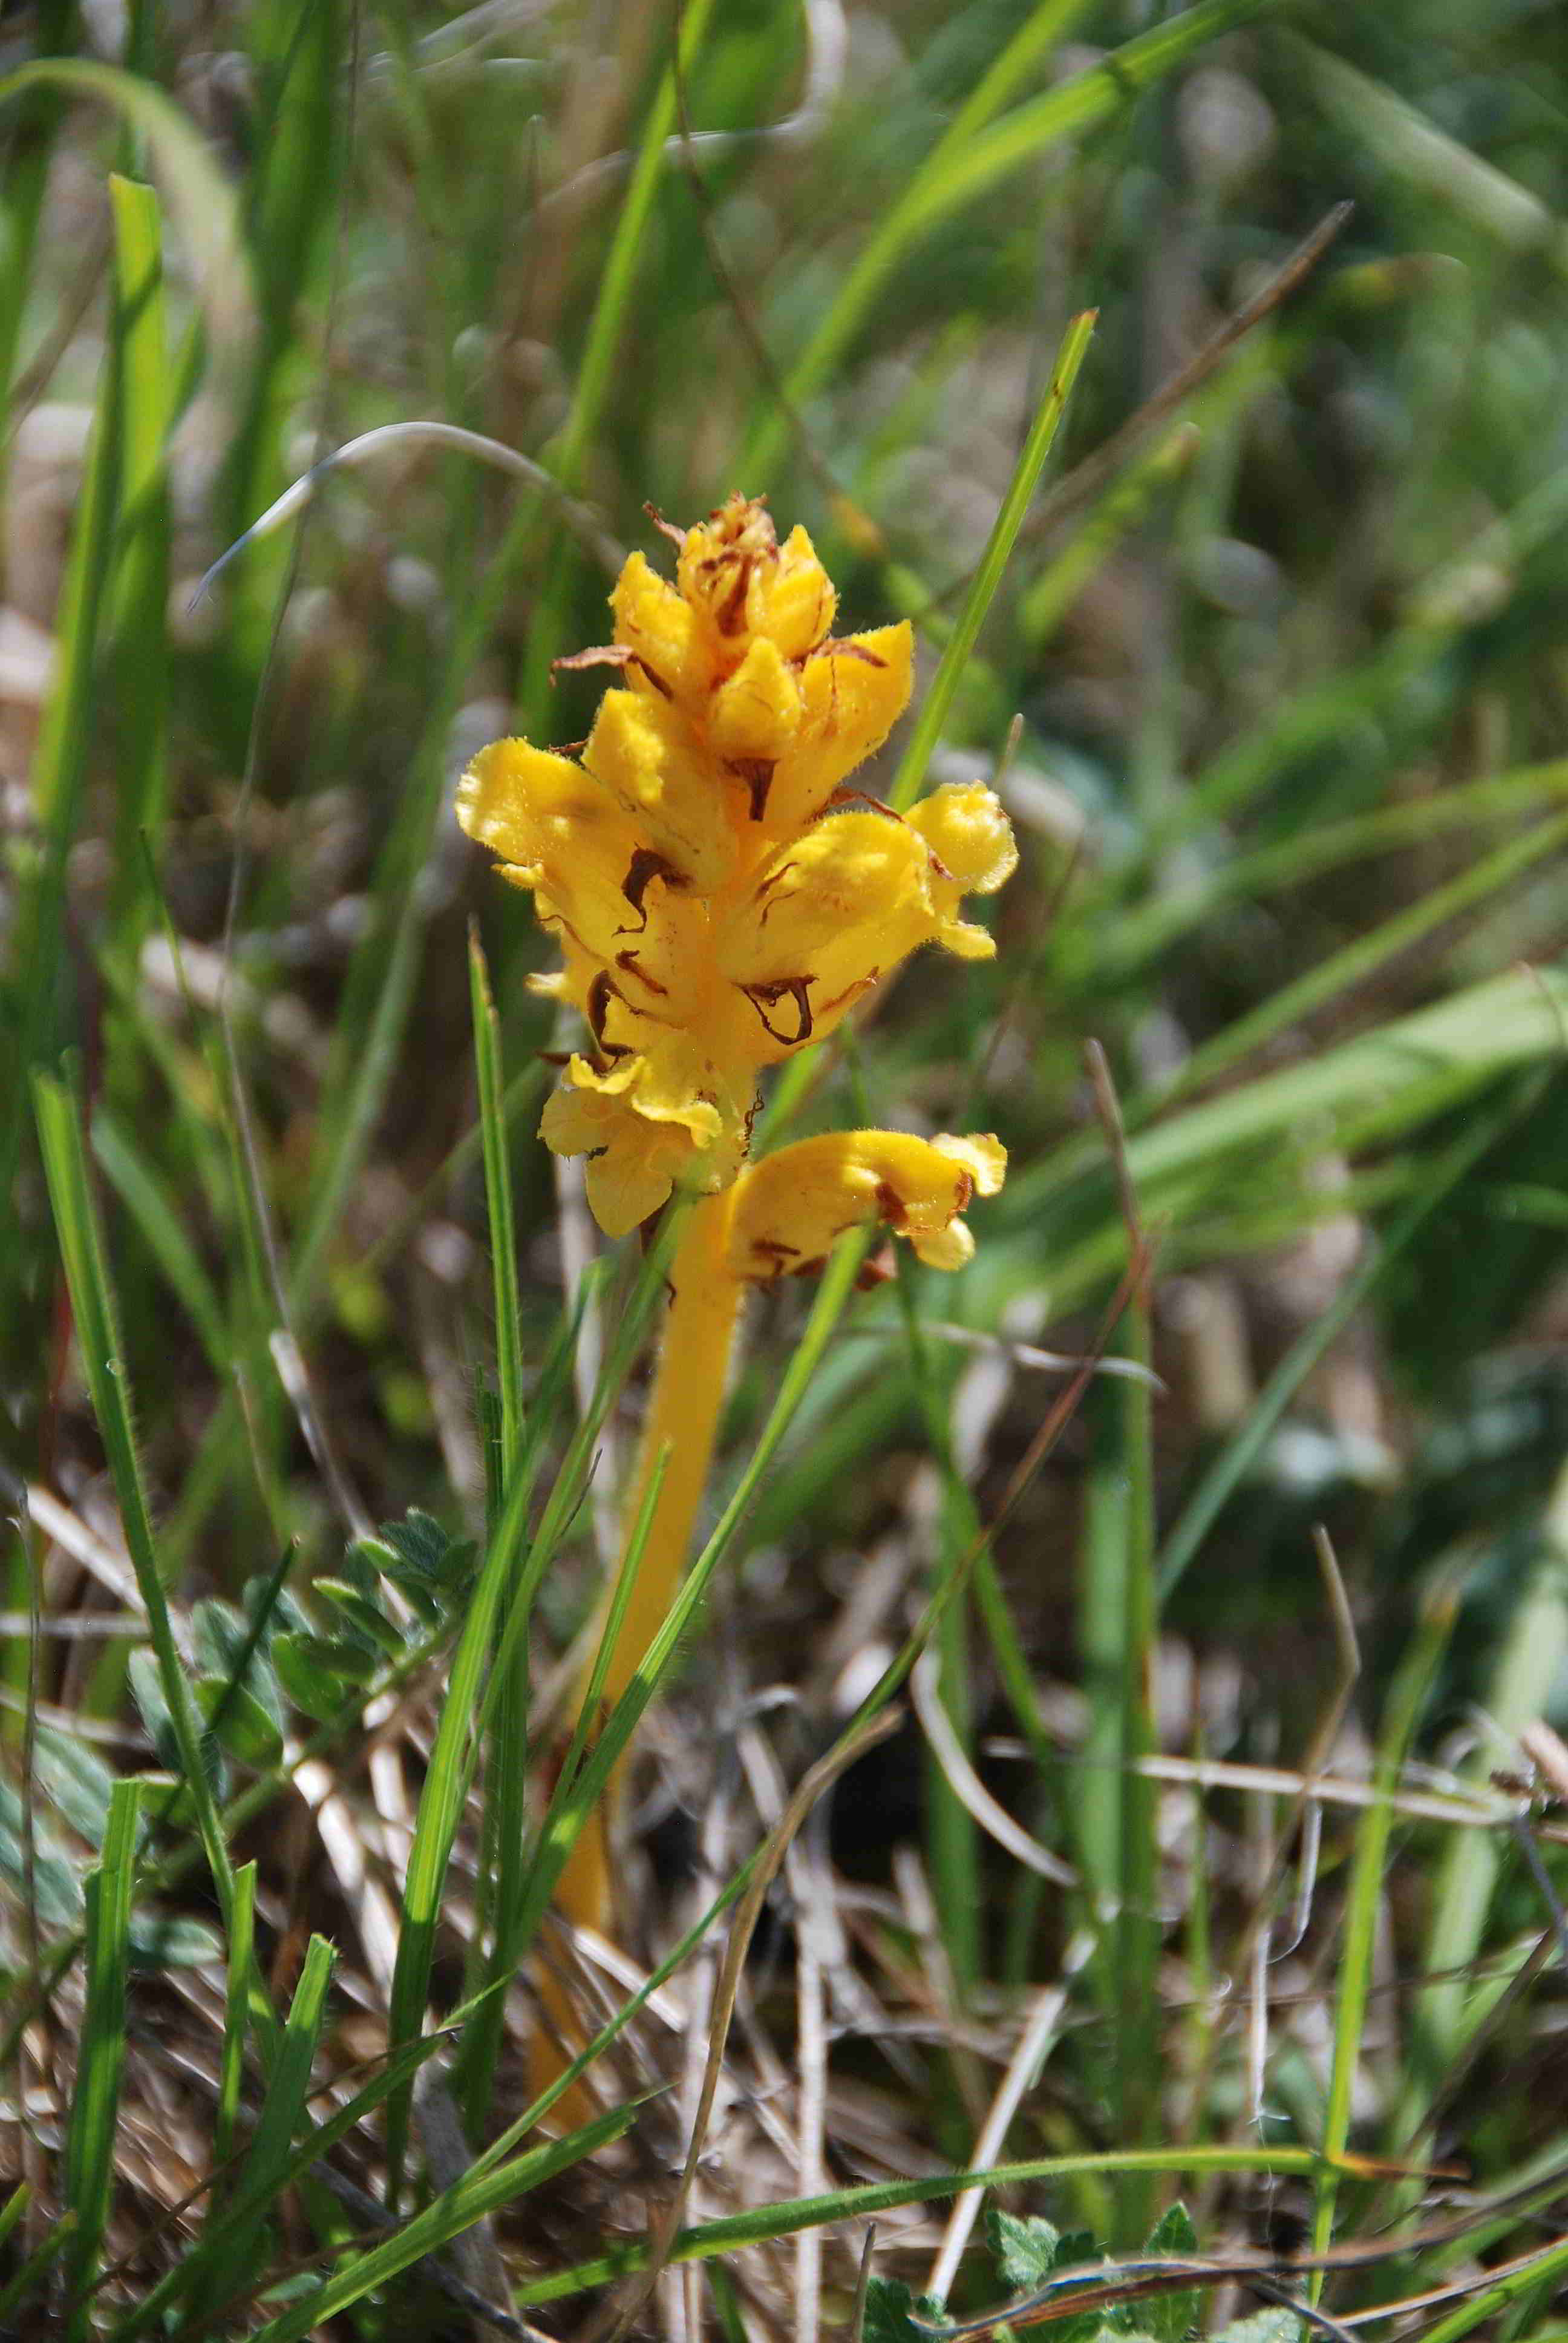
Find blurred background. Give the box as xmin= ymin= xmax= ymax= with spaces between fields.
xmin=8 ymin=0 xmax=1568 ymax=2325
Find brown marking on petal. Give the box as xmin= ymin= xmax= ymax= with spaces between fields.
xmin=812 ymin=969 xmax=878 ymax=1020
xmin=538 ymin=906 xmax=594 ymax=958
xmin=584 ymin=1145 xmax=610 ymax=1161
xmin=615 ymin=948 xmax=667 ymax=995
xmin=825 ymin=785 xmax=904 ymax=822
xmin=742 ymin=1089 xmax=763 ymax=1150
xmin=616 ymin=846 xmax=688 ymax=932
xmin=741 ymin=977 xmax=814 ymax=1047
xmin=629 ymin=654 xmax=673 ymax=700
xmin=750 ymin=1236 xmax=800 ymax=1276
xmin=724 ymin=756 xmax=777 ymax=820
xmin=874 ymin=1181 xmax=908 ymax=1231
xmin=753 ymin=860 xmax=799 ymax=928
xmin=791 ymin=1255 xmax=829 ymax=1280
xmin=586 ymin=970 xmax=632 ymax=1058
xmin=714 ymin=556 xmax=752 ymax=637
xmin=644 ymin=502 xmax=687 ymax=547
xmin=800 ymin=636 xmax=887 ymax=669
xmin=954 ymin=1171 xmax=975 ymax=1211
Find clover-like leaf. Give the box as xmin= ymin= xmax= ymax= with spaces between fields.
xmin=863 ymin=2277 xmax=946 ymax=2343
xmin=1141 ymin=2203 xmax=1200 ymax=2343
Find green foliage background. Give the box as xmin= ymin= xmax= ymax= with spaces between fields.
xmin=5 ymin=0 xmax=1568 ymax=2332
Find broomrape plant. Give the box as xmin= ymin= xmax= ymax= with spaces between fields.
xmin=459 ymin=493 xmax=1013 ymax=2042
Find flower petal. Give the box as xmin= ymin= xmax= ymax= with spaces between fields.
xmin=727 ymin=1129 xmax=1006 ymax=1280
xmin=676 ymin=497 xmax=837 ymax=663
xmin=457 ymin=738 xmax=648 ymax=963
xmin=760 ymin=625 xmax=913 ymax=836
xmin=610 ymin=550 xmax=713 ymax=706
xmin=584 ymin=689 xmax=737 ymax=890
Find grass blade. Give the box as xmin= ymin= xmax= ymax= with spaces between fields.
xmin=245 ymin=2097 xmax=645 ymax=2343
xmin=181 ymin=1934 xmax=336 ymax=2333
xmin=745 ymin=0 xmax=1272 ymax=482
xmin=33 ymin=1076 xmax=237 ymax=1938
xmin=383 ymin=1207 xmax=689 ymax=2204
xmin=889 ymin=309 xmax=1097 ymax=813
xmin=106 ymin=173 xmax=171 ymax=967
xmin=1311 ymin=1586 xmax=1456 ymax=2282
xmin=214 ymin=1860 xmax=258 ymax=2174
xmin=63 ymin=1774 xmax=142 ymax=2338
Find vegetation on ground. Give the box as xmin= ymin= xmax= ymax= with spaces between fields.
xmin=5 ymin=0 xmax=1568 ymax=2334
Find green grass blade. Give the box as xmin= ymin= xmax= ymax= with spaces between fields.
xmin=0 ymin=2212 xmax=77 ymax=2325
xmin=63 ymin=1774 xmax=142 ymax=2338
xmin=516 ymin=0 xmax=718 ymax=718
xmin=468 ymin=929 xmax=524 ymax=1478
xmin=106 ymin=172 xmax=170 ymax=966
xmin=1310 ymin=1585 xmax=1456 ymax=2286
xmin=91 ymin=1106 xmax=229 ymax=1370
xmin=463 ymin=926 xmax=530 ymax=2134
xmin=1399 ymin=1520 xmax=1568 ymax=2126
xmin=32 ymin=1072 xmax=236 ymax=1924
xmin=2 ymin=278 xmax=121 ymax=1272
xmin=549 ymin=1443 xmax=673 ymax=1818
xmin=893 ymin=1254 xmax=982 ymax=1997
xmin=244 ymin=2097 xmax=644 ymax=2343
xmin=889 ymin=308 xmax=1096 ymax=813
xmin=182 ymin=1933 xmax=336 ymax=2331
xmin=1109 ymin=1307 xmax=1158 ymax=2241
xmin=1094 ymin=757 xmax=1568 ymax=979
xmin=1165 ymin=807 xmax=1568 ymax=1104
xmin=513 ymin=2144 xmax=1331 ymax=2306
xmin=383 ymin=1207 xmax=688 ymax=2204
xmin=0 ymin=61 xmax=253 ymax=376
xmin=214 ymin=1859 xmax=258 ymax=2173
xmin=1414 ymin=2236 xmax=1568 ymax=2343
xmin=744 ymin=0 xmax=1272 ymax=482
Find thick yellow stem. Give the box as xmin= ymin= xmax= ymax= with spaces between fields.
xmin=534 ymin=1189 xmax=742 ymax=2106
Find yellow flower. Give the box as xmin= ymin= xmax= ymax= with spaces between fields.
xmin=457 ymin=494 xmax=1018 ymax=1232
xmin=728 ymin=1130 xmax=1008 ymax=1279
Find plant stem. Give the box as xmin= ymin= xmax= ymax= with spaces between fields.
xmin=538 ymin=1188 xmax=743 ymax=2093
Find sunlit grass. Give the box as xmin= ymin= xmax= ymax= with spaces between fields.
xmin=6 ymin=1 xmax=1568 ymax=2334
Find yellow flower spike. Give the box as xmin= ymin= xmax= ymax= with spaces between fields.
xmin=457 ymin=496 xmax=1021 ymax=2118
xmin=727 ymin=1129 xmax=1008 ymax=1281
xmin=460 ymin=496 xmax=988 ymax=1227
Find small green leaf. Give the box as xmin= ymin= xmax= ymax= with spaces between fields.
xmin=864 ymin=2276 xmax=945 ymax=2343
xmin=195 ymin=1676 xmax=284 ymax=1768
xmin=128 ymin=1910 xmax=224 ymax=1969
xmin=991 ymin=2208 xmax=1063 ymax=2288
xmin=1141 ymin=2204 xmax=1199 ymax=2343
xmin=313 ymin=1579 xmax=404 ymax=1656
xmin=32 ymin=1725 xmax=119 ymax=1850
xmin=272 ymin=1633 xmax=357 ymax=1721
xmin=0 ymin=1784 xmax=85 ymax=1929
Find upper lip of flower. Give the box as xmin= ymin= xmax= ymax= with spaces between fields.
xmin=457 ymin=496 xmax=1018 ymax=1237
